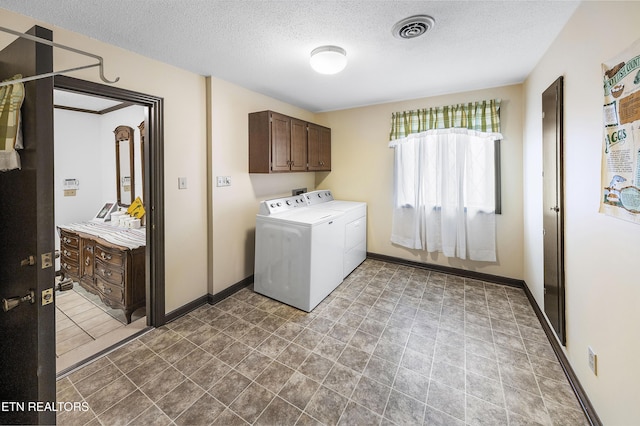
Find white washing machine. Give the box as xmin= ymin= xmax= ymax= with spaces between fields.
xmin=254 ymin=194 xmax=345 ymax=312
xmin=305 ymin=190 xmax=367 ymax=278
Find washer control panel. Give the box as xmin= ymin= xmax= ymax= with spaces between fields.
xmin=259 ymin=195 xmax=308 ymax=215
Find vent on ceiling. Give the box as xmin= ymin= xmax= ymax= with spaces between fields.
xmin=392 ymin=15 xmax=435 ymax=39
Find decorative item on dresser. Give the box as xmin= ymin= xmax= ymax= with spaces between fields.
xmin=58 ymin=223 xmax=145 ymax=323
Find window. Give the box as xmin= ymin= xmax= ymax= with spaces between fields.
xmin=388 ymin=100 xmax=502 ymax=261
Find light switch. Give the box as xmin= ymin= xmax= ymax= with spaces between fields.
xmin=178 ymin=177 xmax=188 ymax=189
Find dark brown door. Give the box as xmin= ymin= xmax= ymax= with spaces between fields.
xmin=542 ymin=76 xmax=566 ymax=345
xmin=0 ymin=26 xmax=56 ymax=425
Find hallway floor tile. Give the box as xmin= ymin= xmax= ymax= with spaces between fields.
xmin=56 ymin=259 xmax=589 ymax=425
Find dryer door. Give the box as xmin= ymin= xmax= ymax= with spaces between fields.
xmin=344 ymin=215 xmax=367 ymax=277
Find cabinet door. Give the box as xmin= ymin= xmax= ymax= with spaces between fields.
xmin=271 ymin=112 xmax=291 ymax=171
xmin=318 ymin=126 xmax=331 ymax=170
xmin=308 ymin=123 xmax=331 ymax=171
xmin=290 ymin=118 xmax=308 ymax=171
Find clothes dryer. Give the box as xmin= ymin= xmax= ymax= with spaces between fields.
xmin=305 ymin=190 xmax=367 ymax=278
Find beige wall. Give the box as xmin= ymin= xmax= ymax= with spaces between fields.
xmin=208 ymin=77 xmax=322 ymax=294
xmin=1 ymin=10 xmax=209 ymax=313
xmin=523 ymin=2 xmax=640 ymax=423
xmin=317 ymin=84 xmax=525 ymax=280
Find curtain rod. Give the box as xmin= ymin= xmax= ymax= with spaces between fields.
xmin=0 ymin=25 xmax=119 ymax=88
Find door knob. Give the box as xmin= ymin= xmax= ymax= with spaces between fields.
xmin=2 ymin=290 xmax=35 ymax=312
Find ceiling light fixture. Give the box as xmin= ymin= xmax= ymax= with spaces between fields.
xmin=310 ymin=45 xmax=347 ymax=75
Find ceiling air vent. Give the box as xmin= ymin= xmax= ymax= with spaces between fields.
xmin=392 ymin=15 xmax=435 ymax=39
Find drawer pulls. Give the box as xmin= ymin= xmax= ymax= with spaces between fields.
xmin=62 ymin=262 xmax=70 ymax=270
xmin=63 ymin=249 xmax=71 ymax=257
xmin=100 ymin=252 xmax=112 ymax=261
xmin=85 ymin=257 xmax=91 ymax=266
xmin=99 ymin=285 xmax=112 ymax=294
xmin=98 ymin=267 xmax=112 ymax=277
xmin=62 ymin=237 xmax=72 ymax=244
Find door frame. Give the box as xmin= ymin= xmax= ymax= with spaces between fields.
xmin=53 ymin=75 xmax=166 ymax=327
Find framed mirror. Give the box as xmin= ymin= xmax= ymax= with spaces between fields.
xmin=114 ymin=125 xmax=135 ymax=206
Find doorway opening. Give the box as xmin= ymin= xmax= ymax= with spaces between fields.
xmin=53 ymin=76 xmax=166 ymax=375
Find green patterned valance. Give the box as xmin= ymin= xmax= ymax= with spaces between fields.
xmin=389 ymin=99 xmax=501 ymax=140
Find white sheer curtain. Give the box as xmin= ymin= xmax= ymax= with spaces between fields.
xmin=389 ymin=128 xmax=502 ymax=262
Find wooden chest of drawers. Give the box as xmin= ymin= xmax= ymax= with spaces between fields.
xmin=59 ymin=228 xmax=145 ymax=323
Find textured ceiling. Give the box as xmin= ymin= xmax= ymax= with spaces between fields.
xmin=0 ymin=1 xmax=580 ymax=112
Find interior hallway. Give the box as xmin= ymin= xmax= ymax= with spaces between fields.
xmin=56 ymin=259 xmax=588 ymax=425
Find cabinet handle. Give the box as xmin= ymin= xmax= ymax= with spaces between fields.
xmin=63 ymin=263 xmax=69 ymax=270
xmin=85 ymin=257 xmax=91 ymax=266
xmin=63 ymin=250 xmax=70 ymax=257
xmin=63 ymin=237 xmax=70 ymax=244
xmin=100 ymin=252 xmax=112 ymax=261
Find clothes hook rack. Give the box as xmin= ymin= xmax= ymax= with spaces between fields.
xmin=0 ymin=25 xmax=120 ymax=87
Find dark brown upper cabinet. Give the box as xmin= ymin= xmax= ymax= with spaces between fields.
xmin=307 ymin=123 xmax=331 ymax=171
xmin=249 ymin=110 xmax=331 ymax=173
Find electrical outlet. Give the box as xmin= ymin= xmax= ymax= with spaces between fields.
xmin=588 ymin=346 xmax=597 ymax=375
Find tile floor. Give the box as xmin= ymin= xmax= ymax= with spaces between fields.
xmin=56 ymin=287 xmax=128 ymax=357
xmin=56 ymin=259 xmax=589 ymax=425
xmin=56 ymin=285 xmax=146 ymax=356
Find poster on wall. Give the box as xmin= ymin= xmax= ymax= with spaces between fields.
xmin=601 ymin=38 xmax=640 ymax=224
